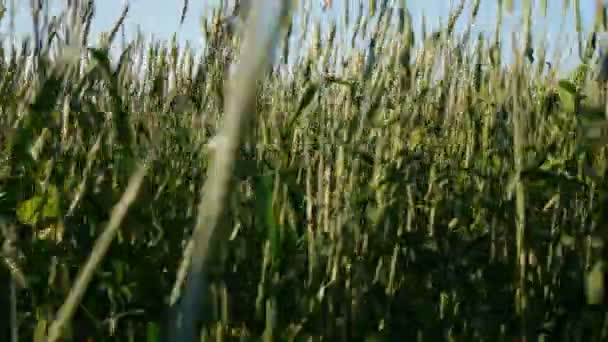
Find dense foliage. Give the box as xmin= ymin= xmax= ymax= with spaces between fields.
xmin=2 ymin=0 xmax=608 ymax=341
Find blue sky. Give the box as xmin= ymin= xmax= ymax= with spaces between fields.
xmin=3 ymin=0 xmax=602 ymax=73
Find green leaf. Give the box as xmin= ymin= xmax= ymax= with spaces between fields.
xmin=295 ymin=82 xmax=318 ymax=116
xmin=409 ymin=127 xmax=425 ymax=147
xmin=254 ymin=172 xmax=281 ymax=266
xmin=558 ymin=79 xmax=577 ymax=94
xmin=112 ymin=260 xmax=124 ymax=284
xmin=33 ymin=319 xmax=48 ymax=342
xmin=121 ymin=285 xmax=134 ymax=303
xmin=147 ymin=322 xmax=161 ymax=342
xmin=30 ymin=73 xmax=63 ymax=115
xmin=16 ymin=184 xmax=60 ymax=226
xmin=285 ymin=82 xmax=318 ymax=130
xmin=586 ymin=261 xmax=605 ymax=305
xmin=557 ymin=81 xmax=578 ymax=113
xmin=365 ymin=85 xmax=384 ymax=123
xmin=88 ymin=47 xmax=133 ymax=148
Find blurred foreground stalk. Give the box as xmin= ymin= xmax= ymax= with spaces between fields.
xmin=169 ymin=1 xmax=291 ymax=341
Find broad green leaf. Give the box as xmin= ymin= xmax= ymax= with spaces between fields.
xmin=147 ymin=322 xmax=161 ymax=342
xmin=586 ymin=261 xmax=605 ymax=305
xmin=560 ymin=233 xmax=576 ymax=248
xmin=16 ymin=184 xmax=60 ymax=226
xmin=409 ymin=127 xmax=425 ymax=147
xmin=254 ymin=172 xmax=281 ymax=266
xmin=33 ymin=319 xmax=48 ymax=342
xmin=557 ymin=79 xmax=578 ymax=113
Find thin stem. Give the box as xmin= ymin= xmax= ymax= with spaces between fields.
xmin=169 ymin=2 xmax=290 ymax=341
xmin=47 ymin=164 xmax=148 ymax=342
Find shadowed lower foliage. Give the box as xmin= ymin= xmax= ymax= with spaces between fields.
xmin=3 ymin=0 xmax=608 ymax=341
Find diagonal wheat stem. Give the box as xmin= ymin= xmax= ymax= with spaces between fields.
xmin=46 ymin=163 xmax=149 ymax=342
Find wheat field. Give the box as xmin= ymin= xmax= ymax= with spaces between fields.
xmin=2 ymin=0 xmax=608 ymax=341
